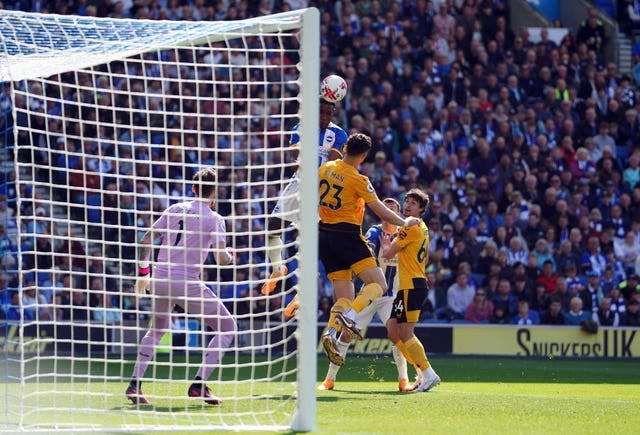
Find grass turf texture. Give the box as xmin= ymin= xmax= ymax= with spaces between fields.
xmin=2 ymin=354 xmax=640 ymax=434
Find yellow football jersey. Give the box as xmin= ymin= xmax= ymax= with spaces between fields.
xmin=318 ymin=160 xmax=378 ymax=226
xmin=395 ymin=220 xmax=429 ymax=290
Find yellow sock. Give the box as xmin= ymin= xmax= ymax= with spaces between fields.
xmin=395 ymin=340 xmax=415 ymax=367
xmin=327 ymin=297 xmax=352 ymax=331
xmin=351 ymin=283 xmax=383 ymax=312
xmin=405 ymin=337 xmax=430 ymax=370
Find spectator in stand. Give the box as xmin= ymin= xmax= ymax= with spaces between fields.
xmin=609 ymin=286 xmax=627 ymax=318
xmin=492 ymin=278 xmax=518 ymax=320
xmin=594 ymin=297 xmax=619 ymax=326
xmin=440 ymin=271 xmax=475 ymax=321
xmin=620 ymin=298 xmax=640 ymax=326
xmin=563 ymin=297 xmax=592 ymax=326
xmin=5 ymin=292 xmax=21 ymax=321
xmin=489 ymin=306 xmax=510 ymax=325
xmin=579 ymin=270 xmax=604 ymax=314
xmin=581 ymin=237 xmax=608 ymax=276
xmin=537 ymin=260 xmax=559 ymax=294
xmin=614 ymin=230 xmax=640 ymax=274
xmin=93 ymin=291 xmax=121 ymax=324
xmin=464 ymin=289 xmax=494 ymax=324
xmin=540 ymin=297 xmax=566 ymax=325
xmin=511 ymin=300 xmax=540 ymax=325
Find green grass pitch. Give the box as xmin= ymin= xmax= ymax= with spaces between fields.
xmin=2 ymin=354 xmax=640 ymax=434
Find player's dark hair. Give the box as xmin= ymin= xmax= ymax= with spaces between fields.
xmin=320 ymin=98 xmax=336 ymax=108
xmin=382 ymin=197 xmax=400 ymax=210
xmin=345 ymin=133 xmax=372 ymax=157
xmin=192 ymin=167 xmax=217 ymax=198
xmin=405 ymin=188 xmax=430 ymax=210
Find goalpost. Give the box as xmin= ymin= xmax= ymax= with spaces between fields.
xmin=0 ymin=7 xmax=319 ymax=433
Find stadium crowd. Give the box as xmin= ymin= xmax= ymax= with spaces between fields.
xmin=1 ymin=0 xmax=640 ymax=329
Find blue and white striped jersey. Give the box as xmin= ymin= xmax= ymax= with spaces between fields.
xmin=290 ymin=121 xmax=348 ymax=166
xmin=365 ymin=224 xmax=399 ymax=297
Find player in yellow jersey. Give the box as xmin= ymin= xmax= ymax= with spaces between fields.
xmin=381 ymin=188 xmax=440 ymax=392
xmin=318 ymin=198 xmax=417 ymax=392
xmin=318 ymin=133 xmax=420 ymax=366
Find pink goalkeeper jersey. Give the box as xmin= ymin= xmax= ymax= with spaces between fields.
xmin=151 ymin=200 xmax=227 ymax=280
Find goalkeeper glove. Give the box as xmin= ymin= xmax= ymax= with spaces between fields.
xmin=135 ymin=263 xmax=151 ymax=295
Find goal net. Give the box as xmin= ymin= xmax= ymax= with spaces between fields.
xmin=0 ymin=8 xmax=319 ymax=433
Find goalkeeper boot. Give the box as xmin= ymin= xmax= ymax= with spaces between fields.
xmin=188 ymin=384 xmax=222 ymax=405
xmin=321 ymin=333 xmax=344 ymax=366
xmin=318 ymin=379 xmax=335 ymax=391
xmin=335 ymin=312 xmax=363 ymax=340
xmin=284 ymin=296 xmax=299 ymax=318
xmin=261 ymin=265 xmax=288 ymax=295
xmin=125 ymin=387 xmax=149 ymax=405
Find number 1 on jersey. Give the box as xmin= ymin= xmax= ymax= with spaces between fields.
xmin=173 ymin=219 xmax=184 ymax=246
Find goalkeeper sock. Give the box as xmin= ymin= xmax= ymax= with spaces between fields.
xmin=351 ymin=283 xmax=383 ymax=312
xmin=266 ymin=235 xmax=284 ymax=269
xmin=391 ymin=344 xmax=409 ymax=381
xmin=132 ymin=327 xmax=167 ymax=379
xmin=405 ymin=337 xmax=430 ymax=371
xmin=128 ymin=378 xmax=141 ymax=390
xmin=326 ymin=339 xmax=350 ymax=380
xmin=327 ymin=297 xmax=352 ymax=331
xmin=190 ymin=376 xmax=203 ymax=390
xmin=195 ymin=331 xmax=235 ymax=381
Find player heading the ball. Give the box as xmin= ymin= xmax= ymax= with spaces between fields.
xmin=261 ymin=75 xmax=348 ymax=300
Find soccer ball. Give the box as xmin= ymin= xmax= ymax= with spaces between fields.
xmin=320 ymin=75 xmax=348 ymax=103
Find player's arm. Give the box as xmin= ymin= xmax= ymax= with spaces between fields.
xmin=213 ymin=240 xmax=234 ymax=266
xmin=380 ymin=236 xmax=402 ymax=260
xmin=369 ymin=200 xmax=420 ymax=228
xmin=211 ymin=218 xmax=234 ymax=265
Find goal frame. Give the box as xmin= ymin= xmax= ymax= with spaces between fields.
xmin=2 ymin=7 xmax=320 ymax=433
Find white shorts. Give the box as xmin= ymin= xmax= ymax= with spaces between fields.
xmin=272 ymin=177 xmax=299 ymax=223
xmin=355 ymin=295 xmax=395 ymax=329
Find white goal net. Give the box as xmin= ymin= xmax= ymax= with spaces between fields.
xmin=0 ymin=8 xmax=319 ymax=433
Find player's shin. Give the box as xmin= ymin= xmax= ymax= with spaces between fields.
xmin=327 ymin=339 xmax=349 ymax=379
xmin=405 ymin=337 xmax=430 ymax=370
xmin=326 ymin=297 xmax=351 ymax=335
xmin=266 ymin=234 xmax=284 ymax=268
xmin=195 ymin=332 xmax=234 ymax=381
xmin=392 ymin=344 xmax=409 ymax=381
xmin=394 ymin=340 xmax=416 ymax=366
xmin=351 ymin=283 xmax=383 ymax=312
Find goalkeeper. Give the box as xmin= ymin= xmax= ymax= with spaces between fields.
xmin=261 ymin=88 xmax=348 ymax=316
xmin=125 ymin=168 xmax=236 ymax=406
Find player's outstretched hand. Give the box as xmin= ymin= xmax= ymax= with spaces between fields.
xmin=403 ymin=217 xmax=420 ymax=227
xmin=380 ymin=232 xmax=392 ymax=250
xmin=135 ymin=275 xmax=151 ymax=295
